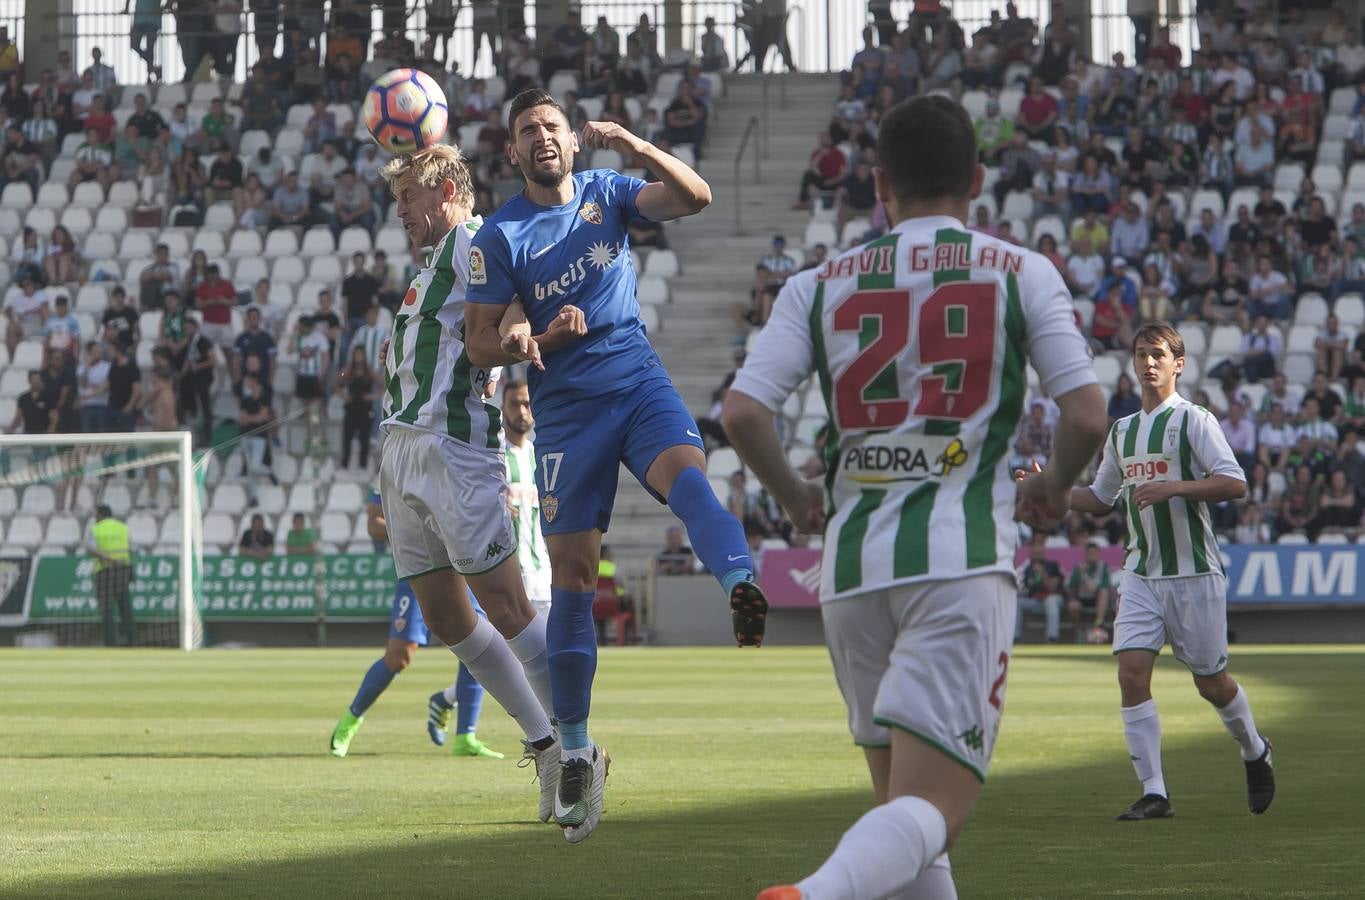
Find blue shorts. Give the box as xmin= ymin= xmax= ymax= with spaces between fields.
xmin=533 ymin=375 xmax=705 ymax=535
xmin=388 ymin=582 xmax=485 ymax=646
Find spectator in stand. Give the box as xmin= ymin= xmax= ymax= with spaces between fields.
xmin=1016 ymin=536 xmax=1064 ymax=643
xmin=759 ymin=235 xmax=798 ymax=291
xmin=1 ymin=124 xmax=40 ymax=195
xmin=1108 ymin=372 xmax=1140 ymax=421
xmin=993 ymin=131 xmax=1041 ymax=209
xmin=304 ymin=140 xmax=346 ymax=209
xmin=1109 ymin=201 xmax=1150 ymax=260
xmin=655 ymin=525 xmax=697 ymax=575
xmin=180 ymin=315 xmax=216 ymax=445
xmin=269 ymin=170 xmax=312 ymax=229
xmin=1248 ymin=256 xmax=1293 ymax=320
xmin=245 ymin=145 xmax=286 ymax=190
xmin=1031 ymin=152 xmax=1070 ymax=221
xmin=1096 ymin=256 xmax=1137 ymax=308
xmin=331 ymin=168 xmax=375 ymax=239
xmin=205 ymin=141 xmax=242 ymax=207
xmin=1317 ymin=315 xmax=1350 ymax=380
xmin=1338 ymin=427 xmax=1365 ymax=483
xmin=101 ymin=287 xmax=140 ymax=353
xmin=334 ymin=345 xmax=377 ymax=470
xmin=68 ymin=127 xmax=115 ymax=194
xmin=1298 ymin=244 xmax=1340 ymax=298
xmin=1066 ymin=235 xmax=1105 ymax=297
xmin=835 ymin=157 xmax=877 ymax=229
xmin=1261 ymin=373 xmax=1301 ymax=418
xmin=8 ymin=370 xmax=54 ymax=435
xmin=302 ymin=97 xmax=338 ymax=155
xmin=1257 ymin=402 xmax=1295 ymax=471
xmin=196 ymin=98 xmax=238 ymax=156
xmin=1305 ymin=372 xmax=1344 ymax=425
xmin=1220 ymin=399 xmax=1257 ymax=473
xmin=285 ymin=513 xmax=320 ymax=555
xmin=1017 ymin=76 xmax=1058 ymax=144
xmin=660 ymin=80 xmax=707 ymax=157
xmin=41 ymin=294 xmax=79 ymax=369
xmin=171 ymin=147 xmax=207 ymax=211
xmin=233 ymin=171 xmax=269 ymax=230
xmin=111 ymin=122 xmax=149 ymax=181
xmin=341 ymin=252 xmax=379 ymax=339
xmin=1315 ymin=469 xmax=1360 ymax=535
xmin=105 ymin=341 xmax=141 ymax=432
xmin=1233 ymin=125 xmax=1275 ymax=188
xmin=0 ymin=25 xmax=18 ymax=80
xmin=239 ymin=513 xmax=275 ymax=559
xmin=794 ymin=130 xmax=846 ymax=209
xmin=35 ymin=227 xmax=74 ymax=291
xmin=973 ymin=97 xmax=1014 ymax=165
xmin=1090 ymin=279 xmax=1135 ymax=352
xmin=232 ymin=306 xmax=275 ymax=382
xmin=1137 ymin=263 xmax=1176 ymax=322
xmin=1300 ymin=198 xmax=1338 ymax=250
xmin=40 ymin=347 xmax=78 ymax=434
xmin=1065 ymin=540 xmax=1113 ymax=637
xmin=70 ymin=71 xmax=99 ymax=118
xmin=293 ymin=315 xmax=330 ymax=451
xmin=699 ymin=16 xmax=728 ymax=72
xmin=237 ymin=64 xmax=284 ymax=133
xmin=1233 ymin=501 xmax=1271 ymax=544
xmin=194 ymin=263 xmax=236 ymax=355
xmin=1068 ymin=155 xmax=1113 ymax=217
xmin=4 ymin=275 xmax=51 ymax=357
xmin=235 ymin=364 xmax=274 ymax=505
xmin=1240 ymin=315 xmax=1282 ymax=381
xmin=1278 ymin=464 xmax=1321 ymax=539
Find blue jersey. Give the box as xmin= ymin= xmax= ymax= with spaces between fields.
xmin=465 ymin=169 xmax=664 ymax=407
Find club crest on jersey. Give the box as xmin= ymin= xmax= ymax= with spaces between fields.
xmin=469 ymin=247 xmax=487 ymax=285
xmin=839 ymin=434 xmax=969 ymax=486
xmin=542 ymin=494 xmax=559 ymax=523
xmin=393 ymin=617 xmax=407 ymax=632
xmin=579 ymin=201 xmax=603 ymax=225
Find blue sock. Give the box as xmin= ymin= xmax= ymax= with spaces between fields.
xmin=667 ymin=467 xmax=755 ymax=592
xmin=546 ymin=586 xmax=597 ymax=751
xmin=348 ymin=657 xmax=397 ymax=717
xmin=454 ymin=662 xmax=483 ymax=735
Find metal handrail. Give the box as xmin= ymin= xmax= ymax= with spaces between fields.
xmin=734 ymin=114 xmax=760 ymax=235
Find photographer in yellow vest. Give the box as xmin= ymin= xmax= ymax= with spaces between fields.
xmin=88 ymin=504 xmax=135 ymax=646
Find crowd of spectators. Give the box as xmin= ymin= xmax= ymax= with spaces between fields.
xmin=1 ymin=7 xmax=717 ymax=507
xmin=755 ymin=1 xmax=1365 ymax=550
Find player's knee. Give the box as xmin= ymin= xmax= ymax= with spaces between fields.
xmin=1195 ymin=672 xmax=1234 ymax=705
xmin=552 ymin=560 xmax=596 ymax=593
xmin=384 ymin=645 xmax=415 ymax=672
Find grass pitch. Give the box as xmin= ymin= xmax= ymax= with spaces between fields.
xmin=2 ymin=645 xmax=1362 ymax=899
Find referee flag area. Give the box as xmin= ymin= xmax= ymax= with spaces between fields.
xmin=2 ymin=645 xmax=1361 ymax=899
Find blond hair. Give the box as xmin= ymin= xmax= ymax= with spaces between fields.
xmin=379 ymin=144 xmax=473 ymax=204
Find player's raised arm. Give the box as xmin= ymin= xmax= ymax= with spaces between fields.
xmin=580 ymin=121 xmax=712 ymax=221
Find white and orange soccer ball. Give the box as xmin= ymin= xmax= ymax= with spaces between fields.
xmin=362 ymin=68 xmax=449 ymax=155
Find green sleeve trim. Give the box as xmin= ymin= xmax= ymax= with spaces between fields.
xmin=872 ymin=716 xmax=987 ymax=783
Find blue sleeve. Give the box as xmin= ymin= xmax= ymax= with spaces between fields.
xmin=603 ymin=169 xmax=650 ymax=223
xmin=368 ymin=488 xmax=381 ymax=505
xmin=465 ymin=226 xmax=517 ymax=306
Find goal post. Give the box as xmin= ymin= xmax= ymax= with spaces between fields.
xmin=0 ymin=430 xmax=204 ymax=651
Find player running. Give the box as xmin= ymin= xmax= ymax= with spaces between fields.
xmin=330 ymin=487 xmax=503 ymax=760
xmin=462 ymin=88 xmax=769 ymax=843
xmin=724 ymin=96 xmax=1108 ymax=899
xmin=373 ymin=144 xmax=582 ymax=821
xmin=426 ymin=379 xmax=553 ymax=743
xmin=1057 ymin=322 xmax=1275 ymax=821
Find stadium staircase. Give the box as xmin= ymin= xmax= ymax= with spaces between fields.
xmin=610 ymin=73 xmax=842 ymax=575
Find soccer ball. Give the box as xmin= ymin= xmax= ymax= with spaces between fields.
xmin=362 ymin=68 xmax=449 ymax=155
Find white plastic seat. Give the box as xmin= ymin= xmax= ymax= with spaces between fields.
xmin=337 ymin=227 xmax=373 ymax=255
xmin=287 ymin=483 xmax=317 ymax=512
xmin=307 ymin=255 xmax=343 ymax=283
xmin=1286 ymin=325 xmax=1318 ymax=353
xmin=1334 ymin=294 xmax=1365 ymax=327
xmin=126 ymin=511 xmax=159 ymax=546
xmin=44 ymin=515 xmax=82 ymax=547
xmin=300 ymin=228 xmax=336 ymax=257
xmin=118 ymin=231 xmax=155 ymax=260
xmin=68 ymin=180 xmax=106 ymax=209
xmin=639 ymin=304 xmax=660 ymax=332
xmin=35 ymin=182 xmax=70 ymax=210
xmin=319 ymin=511 xmax=352 ymax=545
xmin=202 ymin=203 xmax=236 ymax=234
xmin=1312 ymin=164 xmax=1344 ymax=194
xmin=83 ymin=231 xmax=117 ymax=260
xmin=840 ymin=218 xmax=872 ymax=248
xmin=590 ymin=148 xmax=623 ymax=170
xmin=803 ymin=220 xmax=837 ymax=249
xmin=1283 ymin=353 xmax=1315 ymax=384
xmin=326 ymin=482 xmax=364 ymax=513
xmin=106 ymin=180 xmax=139 ymax=208
xmin=24 ymin=207 xmax=57 ymax=234
xmin=670 ymin=144 xmax=697 ymax=170
xmin=1000 ymin=191 xmax=1035 ymax=221
xmin=1277 ymin=532 xmax=1309 ymax=545
xmin=56 ymin=206 xmax=93 ymax=240
xmin=636 ymin=275 xmax=669 ymax=305
xmin=234 ymin=257 xmax=268 ymax=286
xmin=1031 ymin=214 xmax=1066 ymax=245
xmin=203 ymin=513 xmax=236 ymax=549
xmin=274 ymin=128 xmax=305 ymax=157
xmin=212 ymin=483 xmax=249 ymax=517
xmin=6 ymin=515 xmax=43 ymax=550
xmin=192 ymin=230 xmax=226 ymax=257
xmin=255 ymin=484 xmax=286 ymax=516
xmin=1189 ymin=189 xmax=1225 ymax=220
xmin=1 ymin=181 xmax=32 ymax=211
xmin=238 ymin=129 xmax=271 ymax=160
xmin=1295 ymin=294 xmax=1330 ymax=327
xmin=272 ymin=256 xmax=306 ymax=284
xmin=94 ymin=206 xmax=128 ymax=233
xmin=1092 ymin=354 xmax=1121 ymax=385
xmin=22 ymin=484 xmax=57 ymax=515
xmin=643 ymin=249 xmax=679 ymax=279
xmin=1177 ymin=323 xmax=1208 ymax=357
xmin=1273 ymin=164 xmax=1306 ymax=191
xmin=226 ymin=230 xmax=264 ymax=258
xmin=1208 ymin=324 xmax=1245 ymax=355
xmin=263 ymin=229 xmax=300 ymax=258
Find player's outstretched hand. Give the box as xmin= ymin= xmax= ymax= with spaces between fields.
xmin=580 ymin=121 xmax=642 ymax=156
xmin=781 ymin=478 xmax=827 ymax=535
xmin=378 ymin=338 xmax=389 ymax=368
xmin=500 ymin=330 xmax=544 ymax=370
xmin=548 ymin=305 xmax=587 ymax=339
xmin=1014 ymin=461 xmax=1070 ymax=530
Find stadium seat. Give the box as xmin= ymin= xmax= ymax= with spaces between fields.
xmin=107 ymin=181 xmax=139 ymax=208
xmin=139 ymin=310 xmax=162 ymax=337
xmin=1312 ymin=164 xmax=1344 ymax=194
xmin=374 ymin=226 xmax=407 ymax=256
xmin=1286 ymin=325 xmax=1318 ymax=353
xmin=260 ymin=228 xmax=299 ymax=259
xmin=643 ymin=249 xmax=679 ymax=278
xmin=456 ymin=123 xmax=481 ymax=152
xmin=204 ymin=513 xmax=236 ymax=550
xmin=670 ymin=145 xmax=697 ymax=169
xmin=1177 ymin=323 xmax=1208 ymax=357
xmin=1323 ymin=114 xmax=1351 ymax=142
xmin=1000 ymin=191 xmax=1034 ymax=221
xmin=578 ymin=97 xmax=604 ymax=120
xmin=840 ymin=218 xmax=872 ymax=247
xmin=255 ymin=484 xmax=287 ymax=516
xmin=213 ymin=484 xmax=249 ymax=517
xmin=45 ymin=515 xmax=82 ymax=548
xmin=192 ymin=230 xmax=226 ymax=257
xmin=1277 ymin=533 xmax=1309 ymax=544
xmin=319 ymin=512 xmax=352 ymax=545
xmin=338 ymin=227 xmax=372 ymax=255
xmin=1092 ymin=354 xmax=1121 ymax=386
xmin=287 ymin=484 xmax=317 ymax=512
xmin=6 ymin=515 xmax=43 ymax=550
xmin=803 ymin=220 xmax=837 ymax=249
xmin=1273 ymin=164 xmax=1306 ymax=191
xmin=300 ymin=227 xmax=337 ymax=257
xmin=69 ymin=180 xmax=105 ymax=209
xmin=707 ymin=447 xmax=741 ymax=477
xmin=126 ymin=512 xmax=159 ymax=547
xmin=123 ymin=257 xmax=154 ymax=286
xmin=590 ymin=148 xmax=623 ymax=170
xmin=484 ymin=75 xmax=507 ymax=104
xmin=1295 ymin=295 xmax=1330 ymax=327
xmin=82 ymin=232 xmax=117 ymax=260
xmin=1334 ymin=294 xmax=1365 ymax=327
xmin=238 ymin=129 xmax=271 ymax=160
xmin=1189 ymin=189 xmax=1225 ymax=220
xmin=960 ymin=90 xmax=988 ymax=118
xmin=25 ymin=207 xmax=57 ymax=234
xmin=12 ymin=341 xmax=43 ymax=369
xmin=1329 ymin=86 xmax=1356 ymax=114
xmin=34 ymin=182 xmax=69 ymax=210
xmin=326 ymin=482 xmax=364 ymax=514
xmin=1032 ymin=215 xmax=1065 ymax=245
xmin=272 ymin=256 xmax=307 ymax=284
xmin=93 ymin=206 xmax=128 ymax=233
xmin=119 ymin=231 xmax=155 ymax=260
xmin=1073 ymin=298 xmax=1094 ymax=330
xmin=235 ymin=256 xmax=269 ymax=286
xmin=549 ymin=70 xmax=580 ymax=97
xmin=275 ymin=128 xmax=306 ymax=157
xmin=637 ymin=275 xmax=669 ymax=305
xmin=227 ymin=230 xmax=264 ymax=258
xmin=1208 ymin=325 xmax=1244 ymax=356
xmin=22 ymin=484 xmax=57 ymax=516
xmin=1318 ymin=532 xmax=1350 ymax=544
xmin=997 ymin=87 xmax=1023 ymax=118
xmin=639 ymin=304 xmax=660 ymax=332
xmin=56 ymin=206 xmax=93 ymax=239
xmin=202 ymin=202 xmax=236 ymax=233
xmin=1283 ymin=353 xmax=1315 ymax=384
xmin=307 ymin=255 xmax=343 ymax=283
xmin=1 ymin=181 xmax=33 ymax=212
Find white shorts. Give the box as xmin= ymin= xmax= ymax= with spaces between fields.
xmin=1113 ymin=572 xmax=1229 ymax=676
xmin=200 ymin=322 xmax=235 ymax=351
xmin=378 ymin=427 xmax=518 ymax=580
xmin=820 ymin=573 xmax=1016 ymax=782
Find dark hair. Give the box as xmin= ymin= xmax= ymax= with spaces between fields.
xmin=95 ymin=504 xmax=113 ymax=519
xmin=1132 ymin=322 xmax=1185 ymax=359
xmin=502 ymin=377 xmax=527 ymax=392
xmin=875 ymin=96 xmax=977 ymax=203
xmin=507 ymin=87 xmax=568 ymax=134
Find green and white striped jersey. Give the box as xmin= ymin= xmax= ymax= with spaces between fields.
xmin=731 ymin=216 xmax=1097 ymax=601
xmin=505 ymin=439 xmax=551 ymax=602
xmin=381 ymin=218 xmax=501 ymax=447
xmin=1090 ymin=393 xmax=1245 ymax=579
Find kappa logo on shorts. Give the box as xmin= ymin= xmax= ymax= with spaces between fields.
xmin=579 ymin=201 xmax=603 ymax=225
xmin=542 ymin=494 xmax=559 ymax=523
xmin=393 ymin=617 xmax=407 ymax=632
xmin=468 ymin=247 xmax=487 ymax=285
xmin=958 ymin=724 xmax=985 ymax=752
xmin=483 ymin=540 xmax=506 ymax=561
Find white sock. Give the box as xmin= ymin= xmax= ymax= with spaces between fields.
xmin=797 ymin=796 xmax=947 ymax=900
xmin=441 ymin=686 xmax=457 ymax=706
xmin=1215 ymin=684 xmax=1267 ymax=761
xmin=892 ymin=854 xmax=955 ymax=900
xmin=505 ymin=613 xmax=554 ymax=717
xmin=447 ymin=618 xmax=552 ymax=743
xmin=1121 ymin=700 xmax=1167 ymax=798
xmin=562 ymin=745 xmax=595 ymax=763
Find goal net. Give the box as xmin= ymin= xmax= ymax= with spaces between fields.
xmin=0 ymin=432 xmax=205 ymax=650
